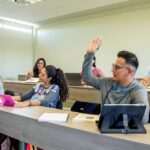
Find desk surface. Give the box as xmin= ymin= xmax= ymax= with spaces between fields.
xmin=0 ymin=106 xmax=150 ymax=150
xmin=4 ymin=80 xmax=150 ymax=104
xmin=4 ymin=81 xmax=101 ymax=103
xmin=4 ymin=80 xmax=36 ymax=94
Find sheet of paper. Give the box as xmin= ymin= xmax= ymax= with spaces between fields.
xmin=73 ymin=113 xmax=99 ymax=122
xmin=38 ymin=113 xmax=69 ymax=123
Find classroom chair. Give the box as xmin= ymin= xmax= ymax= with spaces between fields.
xmin=56 ymin=101 xmax=63 ymax=109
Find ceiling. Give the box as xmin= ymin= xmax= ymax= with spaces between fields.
xmin=0 ymin=0 xmax=150 ymax=26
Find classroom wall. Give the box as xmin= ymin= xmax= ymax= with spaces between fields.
xmin=36 ymin=8 xmax=150 ymax=77
xmin=0 ymin=27 xmax=33 ymax=79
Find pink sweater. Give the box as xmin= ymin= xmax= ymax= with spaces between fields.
xmin=92 ymin=67 xmax=105 ymax=77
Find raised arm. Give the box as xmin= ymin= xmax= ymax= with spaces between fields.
xmin=87 ymin=38 xmax=102 ymax=53
xmin=82 ymin=38 xmax=104 ymax=89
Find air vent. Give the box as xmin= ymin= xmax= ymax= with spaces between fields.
xmin=10 ymin=0 xmax=43 ymax=6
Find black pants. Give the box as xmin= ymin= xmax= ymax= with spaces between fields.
xmin=0 ymin=133 xmax=19 ymax=150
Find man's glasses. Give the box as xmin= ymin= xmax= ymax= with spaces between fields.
xmin=112 ymin=63 xmax=128 ymax=70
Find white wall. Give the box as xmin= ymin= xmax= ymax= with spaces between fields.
xmin=0 ymin=28 xmax=33 ymax=79
xmin=36 ymin=8 xmax=150 ymax=77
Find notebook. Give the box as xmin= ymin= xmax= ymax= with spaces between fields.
xmin=73 ymin=113 xmax=99 ymax=122
xmin=38 ymin=113 xmax=69 ymax=123
xmin=26 ymin=77 xmax=39 ymax=83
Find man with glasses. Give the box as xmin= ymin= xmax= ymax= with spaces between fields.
xmin=82 ymin=38 xmax=149 ymax=123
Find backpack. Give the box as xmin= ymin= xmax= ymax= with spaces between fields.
xmin=0 ymin=95 xmax=15 ymax=107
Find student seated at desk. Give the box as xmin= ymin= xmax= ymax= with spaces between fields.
xmin=140 ymin=67 xmax=150 ymax=87
xmin=0 ymin=76 xmax=4 ymax=94
xmin=13 ymin=65 xmax=69 ymax=108
xmin=82 ymin=38 xmax=149 ymax=123
xmin=140 ymin=78 xmax=150 ymax=87
xmin=26 ymin=58 xmax=46 ymax=80
xmin=71 ymin=56 xmax=105 ymax=114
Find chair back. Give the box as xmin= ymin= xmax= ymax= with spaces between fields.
xmin=71 ymin=101 xmax=100 ymax=115
xmin=56 ymin=101 xmax=63 ymax=109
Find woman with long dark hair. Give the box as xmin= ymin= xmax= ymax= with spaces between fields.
xmin=26 ymin=58 xmax=46 ymax=79
xmin=13 ymin=65 xmax=69 ymax=108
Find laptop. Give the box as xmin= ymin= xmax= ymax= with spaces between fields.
xmin=97 ymin=104 xmax=146 ymax=134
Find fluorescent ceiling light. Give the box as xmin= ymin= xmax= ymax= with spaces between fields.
xmin=10 ymin=0 xmax=43 ymax=6
xmin=3 ymin=24 xmax=32 ymax=33
xmin=0 ymin=16 xmax=38 ymax=28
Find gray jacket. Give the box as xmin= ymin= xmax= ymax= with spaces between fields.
xmin=82 ymin=52 xmax=149 ymax=123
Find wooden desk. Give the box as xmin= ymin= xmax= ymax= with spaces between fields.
xmin=3 ymin=81 xmax=150 ymax=104
xmin=69 ymin=86 xmax=100 ymax=103
xmin=0 ymin=106 xmax=150 ymax=150
xmin=4 ymin=80 xmax=36 ymax=94
xmin=3 ymin=81 xmax=100 ymax=103
xmin=147 ymin=88 xmax=150 ymax=104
